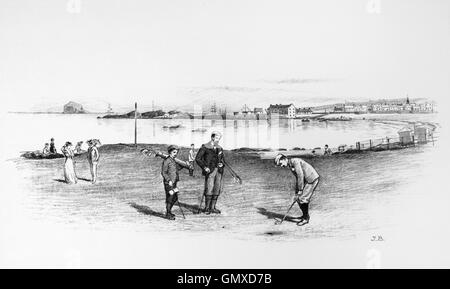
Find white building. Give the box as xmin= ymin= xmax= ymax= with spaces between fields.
xmin=354 ymin=105 xmax=368 ymax=113
xmin=421 ymin=103 xmax=434 ymax=112
xmin=267 ymin=103 xmax=297 ymax=118
xmin=344 ymin=105 xmax=355 ymax=113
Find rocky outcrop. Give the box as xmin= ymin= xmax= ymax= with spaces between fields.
xmin=63 ymin=101 xmax=86 ymax=114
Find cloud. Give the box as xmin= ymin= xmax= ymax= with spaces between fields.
xmin=273 ymin=78 xmax=338 ymax=84
xmin=187 ymin=86 xmax=261 ymax=93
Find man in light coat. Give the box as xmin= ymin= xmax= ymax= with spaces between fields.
xmin=275 ymin=154 xmax=320 ymax=226
xmin=87 ymin=139 xmax=100 ymax=184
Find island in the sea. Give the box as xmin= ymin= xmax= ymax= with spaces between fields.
xmin=100 ymin=109 xmax=194 ymax=119
xmin=63 ymin=101 xmax=86 ymax=114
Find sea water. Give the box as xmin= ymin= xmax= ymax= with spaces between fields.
xmin=0 ymin=112 xmax=439 ymax=159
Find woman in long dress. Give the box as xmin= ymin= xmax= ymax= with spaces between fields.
xmin=62 ymin=142 xmax=78 ymax=184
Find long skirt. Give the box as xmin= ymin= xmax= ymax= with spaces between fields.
xmin=64 ymin=157 xmax=78 ymax=184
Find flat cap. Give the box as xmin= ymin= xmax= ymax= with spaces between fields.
xmin=274 ymin=153 xmax=286 ymax=165
xmin=167 ymin=145 xmax=179 ymax=153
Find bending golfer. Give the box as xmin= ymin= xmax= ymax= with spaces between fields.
xmin=274 ymin=154 xmax=320 ymax=226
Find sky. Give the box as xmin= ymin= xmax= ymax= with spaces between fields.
xmin=0 ymin=0 xmax=449 ymax=112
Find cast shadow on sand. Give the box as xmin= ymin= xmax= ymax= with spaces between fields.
xmin=177 ymin=202 xmax=203 ymax=214
xmin=129 ymin=202 xmax=167 ymax=219
xmin=129 ymin=202 xmax=204 ymax=219
xmin=256 ymin=207 xmax=301 ymax=223
xmin=53 ymin=177 xmax=91 ymax=183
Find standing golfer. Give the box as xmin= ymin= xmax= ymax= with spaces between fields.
xmin=274 ymin=154 xmax=320 ymax=226
xmin=87 ymin=139 xmax=100 ymax=184
xmin=161 ymin=145 xmax=190 ymax=220
xmin=195 ymin=132 xmax=225 ymax=214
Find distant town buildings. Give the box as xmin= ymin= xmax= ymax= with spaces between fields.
xmin=202 ymin=103 xmax=269 ymax=120
xmin=356 ymin=105 xmax=369 ymax=113
xmin=369 ymin=98 xmax=434 ymax=113
xmin=266 ymin=104 xmax=296 ymax=118
xmin=263 ymin=98 xmax=434 ymax=118
xmin=331 ymin=98 xmax=435 ymax=114
xmin=333 ymin=105 xmax=344 ymax=113
xmin=296 ymin=107 xmax=313 ymax=115
xmin=334 ymin=104 xmax=368 ymax=113
xmin=223 ymin=104 xmax=268 ymax=120
xmin=124 ymin=97 xmax=435 ymax=120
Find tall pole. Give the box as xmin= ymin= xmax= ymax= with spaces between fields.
xmin=134 ymin=102 xmax=138 ymax=147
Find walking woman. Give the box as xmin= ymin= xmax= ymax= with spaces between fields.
xmin=61 ymin=141 xmax=78 ymax=184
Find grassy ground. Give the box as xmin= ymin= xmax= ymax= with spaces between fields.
xmin=12 ymin=142 xmax=435 ymax=241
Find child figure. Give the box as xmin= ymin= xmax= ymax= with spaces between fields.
xmin=42 ymin=143 xmax=50 ymax=155
xmin=161 ymin=145 xmax=190 ymax=220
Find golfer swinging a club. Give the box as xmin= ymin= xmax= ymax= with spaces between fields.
xmin=274 ymin=154 xmax=320 ymax=226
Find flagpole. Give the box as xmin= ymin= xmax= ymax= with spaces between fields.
xmin=134 ymin=102 xmax=138 ymax=147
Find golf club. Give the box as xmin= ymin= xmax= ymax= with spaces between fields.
xmin=274 ymin=199 xmax=297 ymax=225
xmin=176 ymin=199 xmax=186 ymax=219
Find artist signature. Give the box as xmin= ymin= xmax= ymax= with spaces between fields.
xmin=371 ymin=235 xmax=384 ymax=241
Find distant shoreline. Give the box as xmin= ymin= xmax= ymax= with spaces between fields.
xmin=8 ymin=111 xmax=105 ymax=115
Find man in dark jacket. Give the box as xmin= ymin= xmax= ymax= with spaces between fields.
xmin=161 ymin=145 xmax=190 ymax=220
xmin=49 ymin=138 xmax=57 ymax=154
xmin=195 ymin=132 xmax=225 ymax=214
